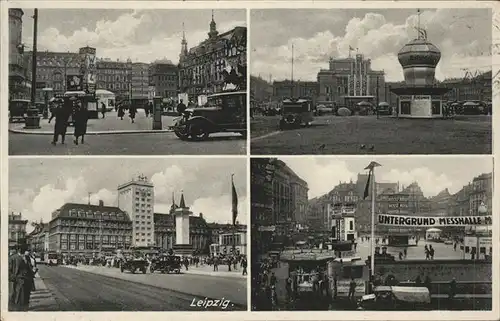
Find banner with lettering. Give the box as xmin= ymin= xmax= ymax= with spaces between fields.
xmin=377 ymin=214 xmax=492 ymax=227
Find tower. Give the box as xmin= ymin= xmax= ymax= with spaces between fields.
xmin=208 ymin=10 xmax=219 ymax=39
xmin=179 ymin=22 xmax=188 ymax=63
xmin=117 ymin=175 xmax=155 ymax=247
xmin=173 ymin=191 xmax=194 ymax=255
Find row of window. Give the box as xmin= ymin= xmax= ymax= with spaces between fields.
xmin=61 ymin=234 xmax=131 ymax=241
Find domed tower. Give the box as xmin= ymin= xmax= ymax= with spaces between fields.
xmin=397 ymin=38 xmax=441 ymax=86
xmin=390 ymin=9 xmax=450 ymax=119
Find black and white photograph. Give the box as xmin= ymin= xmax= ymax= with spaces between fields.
xmin=8 ymin=158 xmax=248 ymax=311
xmin=8 ymin=8 xmax=247 ymax=155
xmin=250 ymin=8 xmax=493 ymax=155
xmin=251 ymin=157 xmax=492 ymax=311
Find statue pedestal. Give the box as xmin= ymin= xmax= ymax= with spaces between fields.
xmin=172 ymin=244 xmax=194 ymax=256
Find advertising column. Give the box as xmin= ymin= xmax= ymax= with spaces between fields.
xmin=79 ymin=46 xmax=97 ymax=118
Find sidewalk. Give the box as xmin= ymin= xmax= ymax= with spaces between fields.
xmin=182 ymin=264 xmax=247 ymax=279
xmin=29 ymin=276 xmax=59 ymax=311
xmin=9 ymin=110 xmax=176 ymax=135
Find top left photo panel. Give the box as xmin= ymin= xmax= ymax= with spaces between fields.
xmin=8 ymin=8 xmax=248 ymax=155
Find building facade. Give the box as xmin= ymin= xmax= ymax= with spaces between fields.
xmin=131 ymin=62 xmax=150 ymax=100
xmin=148 ymin=61 xmax=179 ymax=100
xmin=442 ymin=71 xmax=492 ymax=102
xmin=272 ymin=80 xmax=318 ymax=102
xmin=9 ymin=212 xmax=28 ymax=250
xmin=317 ymin=54 xmax=386 ymax=107
xmin=26 ymin=223 xmax=50 ymax=255
xmin=9 ymin=8 xmax=30 ymax=100
xmin=117 ymin=175 xmax=155 ymax=247
xmin=469 ymin=173 xmax=493 ymax=216
xmin=25 ymin=51 xmax=81 ymax=100
xmin=209 ymin=229 xmax=247 ymax=256
xmin=178 ymin=15 xmax=246 ymax=99
xmin=96 ymin=58 xmax=132 ymax=101
xmin=48 ymin=202 xmax=133 ymax=256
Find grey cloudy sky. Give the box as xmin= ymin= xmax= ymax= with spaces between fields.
xmin=280 ymin=157 xmax=493 ymax=199
xmin=19 ymin=9 xmax=246 ymax=63
xmin=250 ymin=8 xmax=492 ymax=82
xmin=10 ymin=158 xmax=247 ymax=231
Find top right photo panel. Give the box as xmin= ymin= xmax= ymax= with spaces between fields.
xmin=250 ymin=8 xmax=493 ymax=155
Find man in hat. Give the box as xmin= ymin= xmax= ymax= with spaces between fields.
xmin=9 ymin=244 xmax=36 ymax=311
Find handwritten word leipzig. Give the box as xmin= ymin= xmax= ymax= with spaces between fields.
xmin=377 ymin=214 xmax=492 ymax=227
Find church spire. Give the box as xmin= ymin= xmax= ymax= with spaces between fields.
xmin=170 ymin=191 xmax=178 ymax=213
xmin=180 ymin=22 xmax=188 ymax=61
xmin=208 ymin=10 xmax=219 ymax=39
xmin=179 ymin=191 xmax=186 ymax=208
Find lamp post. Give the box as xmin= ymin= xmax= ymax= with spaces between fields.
xmin=25 ymin=8 xmax=41 ymax=129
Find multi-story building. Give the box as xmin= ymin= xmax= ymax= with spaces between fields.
xmin=442 ymin=71 xmax=492 ymax=102
xmin=250 ymin=75 xmax=273 ymax=103
xmin=469 ymin=173 xmax=493 ymax=216
xmin=429 ymin=188 xmax=453 ymax=215
xmin=131 ymin=62 xmax=150 ymax=101
xmin=148 ymin=60 xmax=179 ymax=100
xmin=272 ymin=80 xmax=318 ymax=102
xmin=117 ymin=175 xmax=155 ymax=247
xmin=210 ymin=229 xmax=247 ymax=256
xmin=96 ymin=58 xmax=132 ymax=101
xmin=48 ymin=202 xmax=133 ymax=256
xmin=9 ymin=8 xmax=30 ymax=100
xmin=178 ymin=14 xmax=246 ymax=99
xmin=317 ymin=54 xmax=385 ymax=107
xmin=9 ymin=212 xmax=28 ymax=250
xmin=25 ymin=51 xmax=81 ymax=100
xmin=26 ymin=222 xmax=50 ymax=255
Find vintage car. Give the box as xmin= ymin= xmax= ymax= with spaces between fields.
xmin=150 ymin=255 xmax=182 ymax=274
xmin=172 ymin=91 xmax=246 ymax=141
xmin=9 ymin=99 xmax=31 ymax=123
xmin=120 ymin=258 xmax=149 ymax=274
xmin=279 ymin=98 xmax=315 ymax=130
xmin=358 ymin=286 xmax=431 ymax=310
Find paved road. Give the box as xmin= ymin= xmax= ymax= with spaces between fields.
xmin=251 ymin=115 xmax=491 ymax=154
xmin=37 ymin=265 xmax=246 ymax=311
xmin=9 ymin=132 xmax=246 ymax=155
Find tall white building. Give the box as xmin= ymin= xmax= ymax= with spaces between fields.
xmin=117 ymin=175 xmax=155 ymax=247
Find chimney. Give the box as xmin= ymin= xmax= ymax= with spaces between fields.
xmin=199 ymin=213 xmax=203 ymax=219
xmin=99 ymin=200 xmax=104 ymax=207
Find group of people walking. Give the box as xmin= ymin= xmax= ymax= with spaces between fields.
xmin=49 ymin=97 xmax=88 ymax=145
xmin=8 ymin=244 xmax=38 ymax=311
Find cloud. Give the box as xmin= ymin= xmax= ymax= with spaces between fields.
xmin=150 ymin=165 xmax=190 ymax=202
xmin=251 ymin=9 xmax=492 ymax=81
xmin=380 ymin=168 xmax=453 ymax=197
xmin=191 ymin=195 xmax=248 ymax=224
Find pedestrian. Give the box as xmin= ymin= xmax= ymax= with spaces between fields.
xmin=72 ymin=101 xmax=88 ymax=145
xmin=184 ymin=257 xmax=189 ymax=271
xmin=348 ymin=277 xmax=356 ymax=301
xmin=177 ymin=99 xmax=187 ymax=115
xmin=424 ymin=245 xmax=430 ymax=260
xmin=129 ymin=104 xmax=137 ymax=123
xmin=285 ymin=276 xmax=292 ymax=302
xmin=398 ymin=252 xmax=403 ymax=260
xmin=227 ymin=257 xmax=232 ymax=272
xmin=241 ymin=258 xmax=248 ymax=276
xmin=454 ymin=242 xmax=457 ymax=251
xmin=49 ymin=99 xmax=70 ymax=145
xmin=233 ymin=257 xmax=238 ymax=271
xmin=448 ymin=277 xmax=457 ymax=299
xmin=429 ymin=245 xmax=435 ymax=260
xmin=101 ymin=102 xmax=106 ymax=118
xmin=424 ymin=275 xmax=432 ymax=293
xmin=9 ymin=244 xmax=36 ymax=311
xmin=270 ymin=272 xmax=277 ymax=288
xmin=213 ymin=257 xmax=218 ymax=271
xmin=117 ymin=104 xmax=125 ymax=120
xmin=403 ymin=247 xmax=407 ymax=258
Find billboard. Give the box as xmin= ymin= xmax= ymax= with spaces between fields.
xmin=378 ymin=214 xmax=492 ymax=227
xmin=66 ymin=75 xmax=83 ymax=91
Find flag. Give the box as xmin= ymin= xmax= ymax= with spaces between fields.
xmin=363 ymin=161 xmax=382 ymax=199
xmin=349 ymin=46 xmax=354 ymax=51
xmin=232 ymin=175 xmax=238 ymax=225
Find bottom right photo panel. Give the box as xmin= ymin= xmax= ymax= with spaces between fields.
xmin=251 ymin=156 xmax=492 ymax=311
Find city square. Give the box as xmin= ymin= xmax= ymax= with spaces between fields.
xmin=250 ymin=8 xmax=492 ymax=154
xmin=8 ymin=158 xmax=248 ymax=311
xmin=8 ymin=8 xmax=247 ymax=155
xmin=251 ymin=157 xmax=492 ymax=311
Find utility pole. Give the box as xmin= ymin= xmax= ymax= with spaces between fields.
xmin=376 ymin=76 xmax=380 ymax=119
xmin=30 ymin=9 xmax=38 ymax=105
xmin=291 ymin=43 xmax=294 ymax=98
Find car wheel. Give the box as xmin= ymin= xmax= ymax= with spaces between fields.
xmin=189 ymin=123 xmax=210 ymax=141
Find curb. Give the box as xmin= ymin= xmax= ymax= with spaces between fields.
xmin=9 ymin=128 xmax=173 ymax=135
xmin=62 ymin=265 xmax=247 ymax=308
xmin=29 ymin=277 xmax=59 ymax=311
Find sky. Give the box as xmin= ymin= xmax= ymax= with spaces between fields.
xmin=9 ymin=158 xmax=247 ymax=232
xmin=250 ymin=8 xmax=493 ymax=82
xmin=279 ymin=157 xmax=493 ymax=199
xmin=19 ymin=9 xmax=246 ymax=64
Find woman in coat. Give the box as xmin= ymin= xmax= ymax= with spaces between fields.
xmin=73 ymin=101 xmax=88 ymax=145
xmin=129 ymin=104 xmax=137 ymax=123
xmin=117 ymin=104 xmax=125 ymax=120
xmin=49 ymin=99 xmax=70 ymax=145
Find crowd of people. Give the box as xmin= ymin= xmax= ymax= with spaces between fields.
xmin=8 ymin=245 xmax=38 ymax=311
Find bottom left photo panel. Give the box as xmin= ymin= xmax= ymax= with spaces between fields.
xmin=7 ymin=157 xmax=248 ymax=312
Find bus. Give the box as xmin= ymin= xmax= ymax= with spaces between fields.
xmin=45 ymin=252 xmax=60 ymax=266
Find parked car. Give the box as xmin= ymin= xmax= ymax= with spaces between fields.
xmin=120 ymin=258 xmax=148 ymax=274
xmin=172 ymin=90 xmax=246 ymax=140
xmin=9 ymin=99 xmax=30 ymax=123
xmin=316 ymin=104 xmax=334 ymax=116
xmin=150 ymin=255 xmax=182 ymax=274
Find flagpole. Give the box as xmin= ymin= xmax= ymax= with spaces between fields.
xmin=370 ymin=167 xmax=376 ymax=277
xmin=232 ymin=174 xmax=236 ymax=255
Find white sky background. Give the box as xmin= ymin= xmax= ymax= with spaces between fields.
xmin=280 ymin=157 xmax=493 ymax=199
xmin=250 ymin=8 xmax=492 ymax=82
xmin=9 ymin=159 xmax=248 ymax=232
xmin=20 ymin=9 xmax=246 ymax=64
